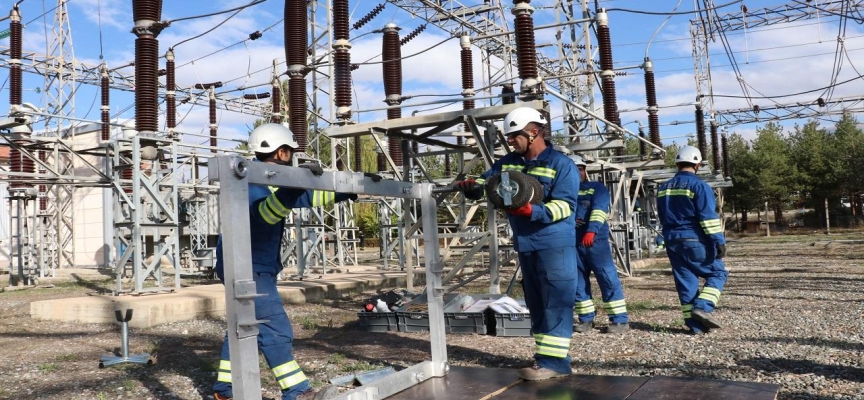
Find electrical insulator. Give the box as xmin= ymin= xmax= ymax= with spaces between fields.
xmin=710 ymin=122 xmax=721 ymax=174
xmin=354 ymin=3 xmax=385 ymax=30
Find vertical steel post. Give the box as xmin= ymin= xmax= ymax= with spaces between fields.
xmin=213 ymin=156 xmax=262 ymax=400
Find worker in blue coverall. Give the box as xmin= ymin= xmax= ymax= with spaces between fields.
xmin=568 ymin=155 xmax=629 ymax=334
xmin=454 ymin=107 xmax=579 ymax=381
xmin=656 ymin=145 xmax=728 ymax=335
xmin=213 ymin=123 xmax=356 ymax=400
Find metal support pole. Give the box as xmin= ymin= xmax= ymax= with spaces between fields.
xmin=211 ymin=156 xmax=263 ymax=400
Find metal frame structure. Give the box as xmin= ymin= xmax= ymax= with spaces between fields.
xmin=691 ymin=0 xmax=864 ymax=124
xmin=211 ymin=155 xmax=448 ymax=400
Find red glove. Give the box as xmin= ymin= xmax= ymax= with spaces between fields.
xmin=507 ymin=202 xmax=533 ymax=217
xmin=581 ymin=232 xmax=596 ymax=247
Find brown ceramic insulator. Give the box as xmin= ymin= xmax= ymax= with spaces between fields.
xmin=132 ymin=0 xmax=162 ymax=22
xmin=135 ymin=37 xmax=159 ymax=133
xmin=721 ymin=133 xmax=730 ymax=178
xmin=711 ymin=122 xmax=721 ymax=173
xmin=387 ymin=108 xmax=403 ymax=166
xmin=38 ymin=151 xmax=47 ymax=211
xmin=376 ymin=152 xmax=386 ymax=172
xmin=601 ymin=75 xmax=620 ymax=127
xmin=334 ymin=49 xmax=352 ymax=108
xmin=121 ymin=167 xmax=134 ymax=194
xmin=333 ymin=0 xmax=350 ymax=40
xmin=101 ymin=73 xmax=110 ymax=140
xmin=209 ymin=96 xmax=217 ymax=152
xmin=513 ymin=10 xmax=538 ymax=79
xmin=382 ymin=30 xmax=402 ymax=97
xmin=501 ymin=84 xmax=516 ymax=105
xmin=461 ymin=46 xmax=475 ymax=111
xmin=353 ymin=137 xmax=362 ymax=172
xmin=648 ymin=112 xmax=661 ymax=147
xmin=9 ymin=140 xmax=34 ymax=189
xmin=285 ymin=0 xmax=307 ymax=66
xmin=400 ymin=25 xmax=425 ymax=46
xmin=695 ymin=105 xmax=707 ymax=158
xmin=243 ymin=93 xmax=271 ymax=100
xmin=354 ymin=3 xmax=385 ymax=30
xmin=597 ymin=23 xmax=620 ymax=129
xmin=597 ymin=25 xmax=613 ymax=71
xmin=10 ymin=20 xmax=22 ymax=106
xmin=644 ymin=70 xmax=661 ymax=146
xmin=444 ymin=155 xmax=451 ymax=178
xmin=289 ymin=77 xmax=307 ymax=151
xmin=271 ymin=84 xmax=282 ymax=123
xmin=166 ymin=59 xmax=176 ymax=130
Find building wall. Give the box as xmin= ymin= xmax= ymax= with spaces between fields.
xmin=68 ymin=128 xmax=109 ymax=267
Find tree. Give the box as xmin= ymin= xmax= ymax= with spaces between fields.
xmin=750 ymin=122 xmax=798 ymax=224
xmin=723 ymin=133 xmax=758 ymax=226
xmin=787 ymin=120 xmax=840 ymax=210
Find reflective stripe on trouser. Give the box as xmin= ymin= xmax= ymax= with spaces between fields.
xmin=666 ymin=239 xmax=728 ymax=332
xmin=519 ymin=246 xmax=577 ymax=374
xmin=213 ymin=272 xmax=311 ymax=400
xmin=575 ymin=238 xmax=628 ymax=324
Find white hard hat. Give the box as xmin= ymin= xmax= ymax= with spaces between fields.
xmin=248 ymin=123 xmax=299 ymax=153
xmin=503 ymin=107 xmax=547 ymax=135
xmin=675 ymin=145 xmax=702 ymax=165
xmin=568 ymin=155 xmax=587 ymax=167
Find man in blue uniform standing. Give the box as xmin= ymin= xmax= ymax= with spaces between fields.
xmin=454 ymin=107 xmax=579 ymax=380
xmin=656 ymin=145 xmax=727 ymax=335
xmin=568 ymin=155 xmax=629 ymax=334
xmin=213 ymin=123 xmax=356 ymax=400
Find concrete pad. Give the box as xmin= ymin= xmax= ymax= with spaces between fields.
xmin=30 ymin=270 xmax=422 ymax=329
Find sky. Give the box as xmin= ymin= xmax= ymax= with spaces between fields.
xmin=2 ymin=0 xmax=864 ymax=153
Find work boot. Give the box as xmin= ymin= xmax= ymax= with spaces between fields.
xmin=605 ymin=323 xmax=629 ymax=334
xmin=212 ymin=393 xmax=231 ymax=400
xmin=572 ymin=321 xmax=594 ymax=333
xmin=517 ymin=364 xmax=571 ymax=381
xmin=297 ymin=385 xmax=339 ymax=400
xmin=691 ymin=309 xmax=722 ymax=329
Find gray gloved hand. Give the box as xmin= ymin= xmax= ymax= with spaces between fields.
xmin=299 ymin=163 xmax=324 ymax=176
xmin=716 ymin=243 xmax=726 ymax=259
xmin=364 ymin=172 xmax=383 ymax=182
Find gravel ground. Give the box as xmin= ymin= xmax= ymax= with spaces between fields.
xmin=0 ymin=233 xmax=862 ymax=400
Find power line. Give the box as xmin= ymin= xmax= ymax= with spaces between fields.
xmin=606 ymin=0 xmax=744 ymax=16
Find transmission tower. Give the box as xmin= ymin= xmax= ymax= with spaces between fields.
xmin=40 ymin=0 xmax=77 ymax=271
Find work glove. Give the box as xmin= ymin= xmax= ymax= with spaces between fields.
xmin=716 ymin=243 xmax=726 ymax=259
xmin=575 ymin=218 xmax=585 ymax=227
xmin=298 ymin=163 xmax=324 ymax=176
xmin=507 ymin=202 xmax=533 ymax=218
xmin=364 ymin=172 xmax=383 ymax=182
xmin=454 ymin=179 xmax=483 ymax=200
xmin=334 ymin=192 xmax=358 ymax=203
xmin=581 ymin=232 xmax=596 ymax=248
xmin=454 ymin=179 xmax=478 ymax=191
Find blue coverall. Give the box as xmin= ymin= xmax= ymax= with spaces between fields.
xmin=573 ymin=181 xmax=629 ymax=325
xmin=656 ymin=171 xmax=727 ymax=333
xmin=476 ymin=141 xmax=579 ymax=374
xmin=214 ymin=183 xmax=351 ymax=400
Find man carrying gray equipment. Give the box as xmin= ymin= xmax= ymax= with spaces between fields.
xmin=448 ymin=107 xmax=580 ymax=381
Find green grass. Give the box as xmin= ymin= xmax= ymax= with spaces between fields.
xmin=38 ymin=363 xmax=59 ymax=373
xmin=327 ymin=353 xmax=382 ymax=374
xmin=122 ymin=378 xmax=136 ymax=392
xmin=626 ymin=300 xmax=663 ymax=311
xmin=55 ymin=353 xmax=81 ymax=362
